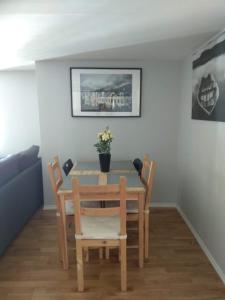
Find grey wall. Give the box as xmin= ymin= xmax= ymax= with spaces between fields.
xmin=177 ymin=57 xmax=225 ymax=278
xmin=36 ymin=59 xmax=181 ymax=206
xmin=0 ymin=71 xmax=41 ymax=155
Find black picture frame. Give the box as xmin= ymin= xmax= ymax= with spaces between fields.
xmin=70 ymin=67 xmax=142 ymax=117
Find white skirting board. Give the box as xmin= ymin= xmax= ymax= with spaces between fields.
xmin=176 ymin=204 xmax=225 ymax=285
xmin=43 ymin=201 xmax=225 ymax=285
xmin=150 ymin=202 xmax=177 ymax=208
xmin=43 ymin=204 xmax=56 ymax=210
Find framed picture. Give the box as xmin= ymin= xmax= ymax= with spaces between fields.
xmin=70 ymin=67 xmax=142 ymax=117
xmin=192 ymin=30 xmax=225 ymax=122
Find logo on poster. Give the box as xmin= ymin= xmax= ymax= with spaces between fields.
xmin=197 ymin=73 xmax=219 ymax=115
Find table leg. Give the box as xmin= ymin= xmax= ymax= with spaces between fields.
xmin=138 ymin=192 xmax=144 ymax=268
xmin=58 ymin=195 xmax=69 ymax=270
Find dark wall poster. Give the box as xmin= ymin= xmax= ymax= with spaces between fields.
xmin=192 ymin=31 xmax=225 ymax=122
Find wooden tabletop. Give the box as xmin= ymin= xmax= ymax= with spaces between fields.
xmin=69 ymin=160 xmax=136 ymax=176
xmin=58 ymin=160 xmax=145 ymax=194
xmin=59 ymin=173 xmax=145 ymax=194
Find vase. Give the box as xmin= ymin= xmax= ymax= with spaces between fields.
xmin=99 ymin=153 xmax=111 ymax=172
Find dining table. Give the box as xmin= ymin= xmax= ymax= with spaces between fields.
xmin=57 ymin=160 xmax=146 ymax=270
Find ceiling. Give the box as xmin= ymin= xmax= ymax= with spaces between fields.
xmin=1 ymin=0 xmax=225 ymax=70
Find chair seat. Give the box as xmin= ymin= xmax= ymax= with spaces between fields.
xmin=75 ymin=216 xmax=121 ymax=240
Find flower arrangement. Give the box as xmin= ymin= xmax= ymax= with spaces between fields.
xmin=94 ymin=126 xmax=113 ymax=154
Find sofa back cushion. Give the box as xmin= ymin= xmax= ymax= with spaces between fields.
xmin=18 ymin=145 xmax=40 ymax=172
xmin=0 ymin=154 xmax=20 ymax=187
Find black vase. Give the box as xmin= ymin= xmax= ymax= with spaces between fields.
xmin=99 ymin=153 xmax=111 ymax=173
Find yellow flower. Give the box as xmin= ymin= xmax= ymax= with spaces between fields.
xmin=103 ymin=133 xmax=111 ymax=141
xmin=96 ymin=127 xmax=113 ymax=143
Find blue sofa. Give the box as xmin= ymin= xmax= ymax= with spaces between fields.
xmin=0 ymin=146 xmax=43 ymax=255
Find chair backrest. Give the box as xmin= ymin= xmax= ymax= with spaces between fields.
xmin=144 ymin=160 xmax=156 ymax=211
xmin=141 ymin=154 xmax=150 ymax=185
xmin=143 ymin=154 xmax=150 ymax=162
xmin=63 ymin=158 xmax=74 ymax=176
xmin=133 ymin=158 xmax=143 ymax=176
xmin=47 ymin=156 xmax=63 ymax=203
xmin=72 ymin=176 xmax=127 ymax=238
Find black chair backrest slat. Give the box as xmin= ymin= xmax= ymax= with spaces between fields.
xmin=63 ymin=158 xmax=74 ymax=176
xmin=133 ymin=158 xmax=143 ymax=176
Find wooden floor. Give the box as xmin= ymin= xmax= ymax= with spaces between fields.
xmin=0 ymin=208 xmax=225 ymax=300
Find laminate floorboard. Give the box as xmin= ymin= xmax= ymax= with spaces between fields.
xmin=0 ymin=208 xmax=224 ymax=300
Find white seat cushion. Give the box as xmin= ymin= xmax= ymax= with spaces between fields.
xmin=76 ymin=216 xmax=121 ymax=239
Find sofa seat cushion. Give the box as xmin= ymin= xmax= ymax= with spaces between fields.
xmin=0 ymin=154 xmax=20 ymax=187
xmin=18 ymin=145 xmax=40 ymax=172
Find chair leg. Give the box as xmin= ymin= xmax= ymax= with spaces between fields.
xmin=138 ymin=194 xmax=144 ymax=268
xmin=99 ymin=247 xmax=103 ymax=259
xmin=84 ymin=247 xmax=89 ymax=262
xmin=144 ymin=213 xmax=149 ymax=259
xmin=105 ymin=247 xmax=110 ymax=259
xmin=118 ymin=246 xmax=121 ymax=262
xmin=76 ymin=240 xmax=84 ymax=292
xmin=56 ymin=215 xmax=63 ymax=262
xmin=120 ymin=239 xmax=127 ymax=292
xmin=59 ymin=210 xmax=69 ymax=270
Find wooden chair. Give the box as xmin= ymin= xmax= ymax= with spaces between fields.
xmin=127 ymin=159 xmax=156 ymax=258
xmin=48 ymin=156 xmax=74 ymax=215
xmin=48 ymin=156 xmax=102 ymax=266
xmin=71 ymin=176 xmax=127 ymax=292
xmin=47 ymin=156 xmax=74 ymax=264
xmin=105 ymin=154 xmax=152 ymax=260
xmin=143 ymin=160 xmax=156 ymax=257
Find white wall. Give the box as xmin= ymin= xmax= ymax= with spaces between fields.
xmin=36 ymin=59 xmax=181 ymax=206
xmin=177 ymin=57 xmax=225 ymax=280
xmin=0 ymin=71 xmax=41 ymax=155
